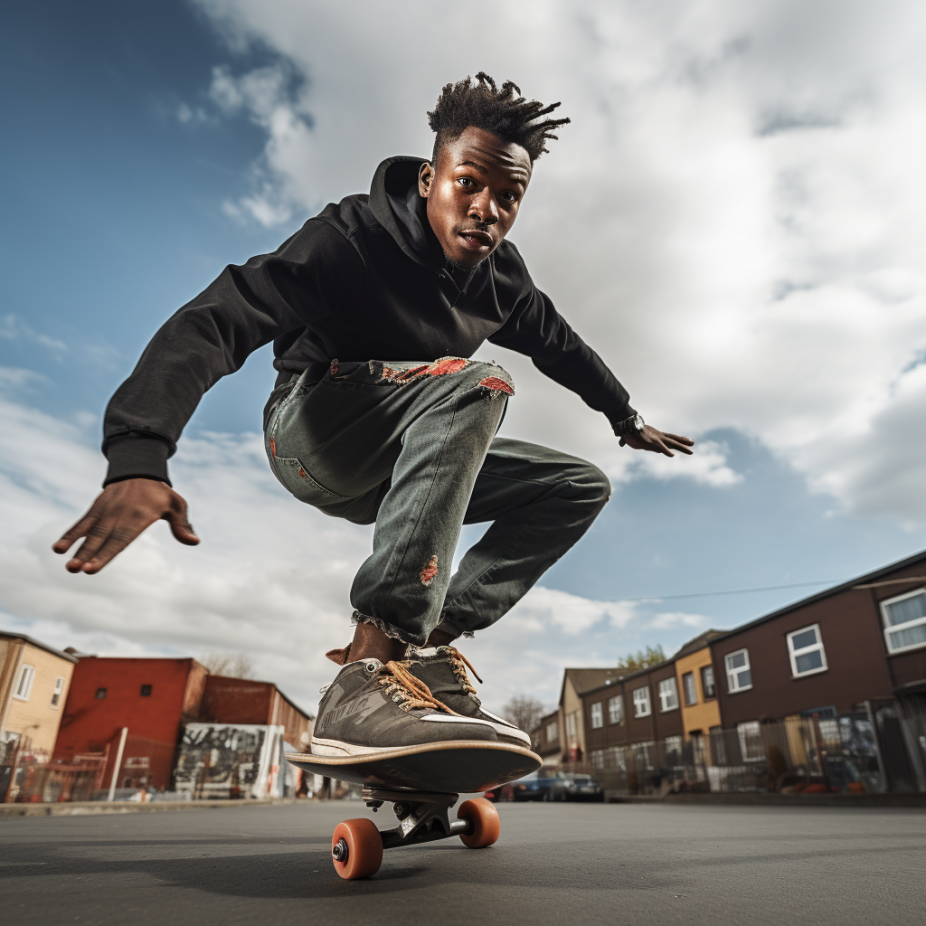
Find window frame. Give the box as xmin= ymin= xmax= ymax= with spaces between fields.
xmin=546 ymin=721 xmax=558 ymax=743
xmin=13 ymin=664 xmax=35 ymax=701
xmin=700 ymin=664 xmax=716 ymax=699
xmin=608 ymin=694 xmax=624 ymax=725
xmin=632 ymin=686 xmax=651 ymax=718
xmin=50 ymin=677 xmax=65 ymax=708
xmin=682 ymin=672 xmax=697 ymax=706
xmin=786 ymin=623 xmax=828 ymax=678
xmin=658 ymin=677 xmax=679 ymax=712
xmin=880 ymin=588 xmax=926 ymax=655
xmin=724 ymin=649 xmax=753 ymax=693
xmin=590 ymin=702 xmax=603 ymax=729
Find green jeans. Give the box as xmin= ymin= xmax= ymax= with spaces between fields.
xmin=265 ymin=357 xmax=611 ymax=646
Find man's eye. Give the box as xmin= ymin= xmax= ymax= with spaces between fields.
xmin=502 ymin=192 xmax=517 ymax=202
xmin=458 ymin=178 xmax=473 ymax=187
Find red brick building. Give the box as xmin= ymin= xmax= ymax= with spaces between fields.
xmin=54 ymin=656 xmax=312 ymax=791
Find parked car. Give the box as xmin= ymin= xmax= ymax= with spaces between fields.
xmin=485 ymin=768 xmax=562 ymax=802
xmin=546 ymin=772 xmax=605 ymax=802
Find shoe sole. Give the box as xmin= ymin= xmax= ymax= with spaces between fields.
xmin=289 ymin=741 xmax=542 ymax=792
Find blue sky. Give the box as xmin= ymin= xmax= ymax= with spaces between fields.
xmin=2 ymin=0 xmax=924 ymax=711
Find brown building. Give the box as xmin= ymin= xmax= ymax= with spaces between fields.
xmin=711 ymin=550 xmax=926 ymax=729
xmin=673 ymin=630 xmax=725 ymax=739
xmin=581 ymin=654 xmax=689 ymax=769
xmin=532 ymin=709 xmax=562 ymax=765
xmin=556 ymin=668 xmax=627 ymax=763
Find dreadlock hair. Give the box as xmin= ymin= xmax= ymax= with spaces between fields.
xmin=427 ymin=72 xmax=570 ymax=164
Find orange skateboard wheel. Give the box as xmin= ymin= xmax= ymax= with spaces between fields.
xmin=457 ymin=798 xmax=501 ymax=848
xmin=331 ymin=818 xmax=383 ymax=880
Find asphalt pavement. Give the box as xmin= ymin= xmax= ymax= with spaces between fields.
xmin=1 ymin=800 xmax=924 ymax=925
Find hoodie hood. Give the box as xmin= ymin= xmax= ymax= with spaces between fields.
xmin=368 ymin=156 xmax=444 ymax=271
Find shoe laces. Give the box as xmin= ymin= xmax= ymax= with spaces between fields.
xmin=443 ymin=646 xmax=483 ymax=694
xmin=377 ymin=660 xmax=463 ymax=716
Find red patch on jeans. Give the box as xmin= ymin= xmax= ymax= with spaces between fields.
xmin=426 ymin=358 xmax=468 ymax=376
xmin=298 ymin=467 xmax=307 ymax=478
xmin=479 ymin=376 xmax=514 ymax=395
xmin=270 ymin=437 xmax=276 ymax=455
xmin=420 ymin=555 xmax=439 ymax=586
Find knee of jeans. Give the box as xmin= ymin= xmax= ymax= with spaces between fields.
xmin=472 ymin=361 xmax=515 ymax=397
xmin=579 ymin=463 xmax=612 ymax=503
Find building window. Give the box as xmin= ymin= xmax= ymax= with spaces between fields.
xmin=566 ymin=712 xmax=578 ymax=740
xmin=658 ymin=678 xmax=679 ymax=712
xmin=700 ymin=665 xmax=716 ymax=699
xmin=880 ymin=589 xmax=926 ymax=654
xmin=786 ymin=624 xmax=828 ymax=677
xmin=590 ymin=749 xmax=605 ymax=769
xmin=95 ymin=687 xmax=107 ymax=700
xmin=13 ymin=665 xmax=35 ymax=701
xmin=140 ymin=684 xmax=152 ymax=696
xmin=632 ymin=687 xmax=651 ymax=718
xmin=546 ymin=721 xmax=558 ymax=743
xmin=50 ymin=677 xmax=65 ymax=708
xmin=590 ymin=702 xmax=603 ymax=729
xmin=737 ymin=721 xmax=763 ymax=762
xmin=608 ymin=695 xmax=624 ymax=724
xmin=682 ymin=672 xmax=697 ymax=706
xmin=633 ymin=741 xmax=653 ymax=767
xmin=725 ymin=649 xmax=752 ymax=693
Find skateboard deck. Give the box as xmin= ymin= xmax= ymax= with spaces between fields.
xmin=285 ymin=740 xmax=541 ymax=793
xmin=285 ymin=741 xmax=542 ymax=880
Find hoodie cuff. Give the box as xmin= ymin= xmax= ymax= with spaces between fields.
xmin=104 ymin=435 xmax=172 ymax=487
xmin=609 ymin=404 xmax=638 ymax=436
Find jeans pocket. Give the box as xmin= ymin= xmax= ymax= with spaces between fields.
xmin=271 ymin=456 xmax=348 ymax=504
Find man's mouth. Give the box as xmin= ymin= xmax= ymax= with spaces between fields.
xmin=458 ymin=229 xmax=493 ymax=251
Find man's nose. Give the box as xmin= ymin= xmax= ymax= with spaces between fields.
xmin=469 ymin=190 xmax=499 ymax=225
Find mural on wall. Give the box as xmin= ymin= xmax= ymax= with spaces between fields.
xmin=174 ymin=723 xmax=286 ymax=799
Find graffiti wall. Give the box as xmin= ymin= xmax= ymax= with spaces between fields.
xmin=174 ymin=723 xmax=286 ymax=799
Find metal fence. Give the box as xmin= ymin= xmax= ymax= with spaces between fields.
xmin=583 ymin=700 xmax=926 ymax=796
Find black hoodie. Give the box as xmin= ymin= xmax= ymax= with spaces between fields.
xmin=102 ymin=156 xmax=635 ymax=486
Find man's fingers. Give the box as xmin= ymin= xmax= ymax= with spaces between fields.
xmin=164 ymin=503 xmax=200 ymax=546
xmin=79 ymin=527 xmax=143 ymax=574
xmin=53 ymin=515 xmax=96 ymax=555
xmin=63 ymin=520 xmax=115 ymax=572
xmin=662 ymin=433 xmax=695 ymax=455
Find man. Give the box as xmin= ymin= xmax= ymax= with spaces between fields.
xmin=54 ymin=74 xmax=694 ymax=756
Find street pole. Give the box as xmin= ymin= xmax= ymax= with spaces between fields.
xmin=107 ymin=727 xmax=128 ymax=802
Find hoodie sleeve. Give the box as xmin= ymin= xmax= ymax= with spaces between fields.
xmin=488 ymin=277 xmax=636 ymax=433
xmin=102 ymin=219 xmax=362 ymax=486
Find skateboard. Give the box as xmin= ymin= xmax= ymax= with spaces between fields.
xmin=286 ymin=740 xmax=541 ymax=879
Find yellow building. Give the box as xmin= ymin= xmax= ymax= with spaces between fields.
xmin=0 ymin=631 xmax=78 ymax=764
xmin=674 ymin=631 xmax=724 ymax=739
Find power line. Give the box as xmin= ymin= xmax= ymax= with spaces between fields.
xmin=617 ymin=579 xmax=842 ymax=604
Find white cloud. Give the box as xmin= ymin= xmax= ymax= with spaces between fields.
xmin=183 ymin=0 xmax=926 ymax=525
xmin=1 ymin=314 xmax=68 ymax=352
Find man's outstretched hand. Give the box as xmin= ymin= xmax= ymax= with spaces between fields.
xmin=619 ymin=424 xmax=695 ymax=457
xmin=52 ymin=478 xmax=199 ymax=574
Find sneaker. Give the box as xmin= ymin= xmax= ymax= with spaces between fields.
xmin=407 ymin=646 xmax=531 ymax=747
xmin=311 ymin=658 xmax=502 ymax=757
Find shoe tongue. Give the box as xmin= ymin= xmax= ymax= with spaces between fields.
xmin=413 ymin=646 xmax=441 ymax=658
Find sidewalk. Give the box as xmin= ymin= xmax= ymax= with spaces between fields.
xmin=0 ymin=797 xmax=304 ymax=817
xmin=609 ymin=791 xmax=926 ymax=808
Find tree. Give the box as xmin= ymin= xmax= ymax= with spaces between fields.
xmin=502 ymin=695 xmax=546 ymax=735
xmin=199 ymin=652 xmax=256 ymax=679
xmin=616 ymin=645 xmax=665 ymax=672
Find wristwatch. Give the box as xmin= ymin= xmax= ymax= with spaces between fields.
xmin=620 ymin=413 xmax=644 ymax=436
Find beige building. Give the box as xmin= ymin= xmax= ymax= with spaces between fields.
xmin=0 ymin=632 xmax=78 ymax=763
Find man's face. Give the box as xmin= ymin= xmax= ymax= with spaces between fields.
xmin=419 ymin=126 xmax=532 ymax=270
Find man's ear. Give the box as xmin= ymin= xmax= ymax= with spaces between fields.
xmin=418 ymin=161 xmax=434 ymax=198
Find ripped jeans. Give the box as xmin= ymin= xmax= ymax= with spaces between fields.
xmin=264 ymin=358 xmax=611 ymax=647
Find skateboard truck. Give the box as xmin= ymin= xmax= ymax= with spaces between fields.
xmin=362 ymin=787 xmax=470 ymax=849
xmin=329 ymin=787 xmax=502 ymax=879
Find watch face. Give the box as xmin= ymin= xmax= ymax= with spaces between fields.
xmin=633 ymin=414 xmax=644 ymax=431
